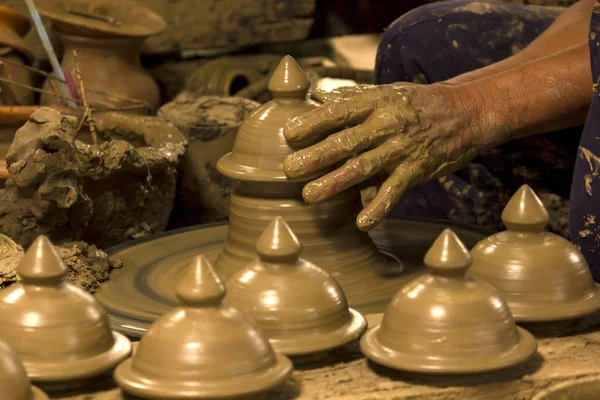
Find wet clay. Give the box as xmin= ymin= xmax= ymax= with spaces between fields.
xmin=360 ymin=228 xmax=537 ymax=374
xmin=113 ymin=255 xmax=292 ymax=399
xmin=0 ymin=108 xmax=185 ymax=249
xmin=158 ymin=95 xmax=260 ymax=225
xmin=0 ymin=339 xmax=48 ymax=400
xmin=214 ymin=55 xmax=404 ymax=313
xmin=37 ymin=0 xmax=166 ymax=111
xmin=223 ymin=217 xmax=367 ymax=357
xmin=0 ymin=236 xmax=132 ymax=383
xmin=469 ymin=184 xmax=600 ymax=322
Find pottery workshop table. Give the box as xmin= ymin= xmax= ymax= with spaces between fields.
xmin=51 ymin=313 xmax=600 ymax=400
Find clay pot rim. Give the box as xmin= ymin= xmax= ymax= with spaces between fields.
xmin=24 ymin=331 xmax=131 ymax=382
xmin=531 ymin=375 xmax=600 ymax=400
xmin=360 ymin=325 xmax=537 ymax=374
xmin=217 ymin=152 xmax=322 ymax=183
xmin=30 ymin=385 xmax=50 ymax=400
xmin=114 ymin=352 xmax=293 ymax=398
xmin=270 ymin=308 xmax=367 ymax=356
xmin=505 ymin=283 xmax=600 ymax=322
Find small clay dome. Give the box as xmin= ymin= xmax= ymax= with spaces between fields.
xmin=469 ymin=185 xmax=600 ymax=322
xmin=0 ymin=236 xmax=131 ymax=383
xmin=360 ymin=229 xmax=537 ymax=373
xmin=217 ymin=55 xmax=321 ymax=182
xmin=36 ymin=0 xmax=166 ymax=37
xmin=223 ymin=217 xmax=367 ymax=356
xmin=0 ymin=339 xmax=48 ymax=400
xmin=114 ymin=255 xmax=293 ymax=399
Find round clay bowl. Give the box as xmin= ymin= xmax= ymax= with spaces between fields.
xmin=532 ymin=376 xmax=600 ymax=400
xmin=0 ymin=339 xmax=48 ymax=400
xmin=469 ymin=185 xmax=600 ymax=322
xmin=0 ymin=236 xmax=132 ymax=382
xmin=223 ymin=217 xmax=367 ymax=357
xmin=361 ymin=229 xmax=537 ymax=374
xmin=37 ymin=0 xmax=166 ymax=37
xmin=114 ymin=256 xmax=293 ymax=399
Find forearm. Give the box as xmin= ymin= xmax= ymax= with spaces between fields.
xmin=448 ymin=0 xmax=594 ymax=84
xmin=463 ymin=41 xmax=592 ymax=147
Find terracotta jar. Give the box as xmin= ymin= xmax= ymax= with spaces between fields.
xmin=37 ymin=0 xmax=166 ymax=112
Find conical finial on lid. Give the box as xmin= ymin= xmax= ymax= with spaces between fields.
xmin=17 ymin=235 xmax=67 ymax=284
xmin=256 ymin=217 xmax=302 ymax=262
xmin=501 ymin=185 xmax=549 ymax=232
xmin=175 ymin=256 xmax=226 ymax=307
xmin=424 ymin=229 xmax=472 ymax=276
xmin=267 ymin=55 xmax=310 ymax=98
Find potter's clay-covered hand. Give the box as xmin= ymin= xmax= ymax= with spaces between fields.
xmin=282 ymin=83 xmax=490 ymax=231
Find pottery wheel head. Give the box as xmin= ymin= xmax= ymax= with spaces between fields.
xmin=501 ymin=184 xmax=549 ymax=233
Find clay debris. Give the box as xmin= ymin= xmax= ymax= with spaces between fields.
xmin=0 ymin=107 xmax=185 ymax=249
xmin=0 ymin=234 xmax=122 ymax=292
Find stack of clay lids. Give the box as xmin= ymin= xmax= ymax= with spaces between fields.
xmin=36 ymin=0 xmax=166 ymax=37
xmin=361 ymin=229 xmax=537 ymax=373
xmin=114 ymin=255 xmax=293 ymax=399
xmin=217 ymin=55 xmax=322 ymax=183
xmin=223 ymin=217 xmax=367 ymax=356
xmin=0 ymin=236 xmax=132 ymax=383
xmin=0 ymin=339 xmax=48 ymax=400
xmin=469 ymin=184 xmax=600 ymax=322
xmin=0 ymin=5 xmax=34 ymax=63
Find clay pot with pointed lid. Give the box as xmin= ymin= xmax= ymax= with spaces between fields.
xmin=215 ymin=55 xmax=401 ymax=315
xmin=0 ymin=339 xmax=48 ymax=400
xmin=223 ymin=217 xmax=367 ymax=357
xmin=0 ymin=236 xmax=132 ymax=383
xmin=468 ymin=184 xmax=600 ymax=323
xmin=360 ymin=229 xmax=537 ymax=373
xmin=114 ymin=255 xmax=293 ymax=399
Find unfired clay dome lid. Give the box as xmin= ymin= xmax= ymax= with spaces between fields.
xmin=360 ymin=229 xmax=537 ymax=373
xmin=0 ymin=339 xmax=48 ymax=400
xmin=0 ymin=236 xmax=132 ymax=382
xmin=469 ymin=185 xmax=600 ymax=322
xmin=36 ymin=0 xmax=166 ymax=37
xmin=223 ymin=217 xmax=367 ymax=356
xmin=217 ymin=55 xmax=322 ymax=182
xmin=0 ymin=6 xmax=34 ymax=63
xmin=114 ymin=255 xmax=293 ymax=399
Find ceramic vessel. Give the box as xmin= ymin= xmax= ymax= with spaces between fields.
xmin=531 ymin=376 xmax=600 ymax=400
xmin=469 ymin=185 xmax=600 ymax=322
xmin=360 ymin=229 xmax=537 ymax=374
xmin=215 ymin=55 xmax=402 ymax=314
xmin=0 ymin=339 xmax=48 ymax=400
xmin=224 ymin=217 xmax=367 ymax=356
xmin=114 ymin=255 xmax=293 ymax=399
xmin=37 ymin=0 xmax=166 ymax=111
xmin=0 ymin=236 xmax=132 ymax=383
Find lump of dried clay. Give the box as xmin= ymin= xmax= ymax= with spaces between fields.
xmin=158 ymin=95 xmax=260 ymax=226
xmin=0 ymin=107 xmax=185 ymax=249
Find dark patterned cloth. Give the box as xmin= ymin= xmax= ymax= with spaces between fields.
xmin=375 ymin=0 xmax=574 ymax=237
xmin=569 ymin=1 xmax=600 ymax=280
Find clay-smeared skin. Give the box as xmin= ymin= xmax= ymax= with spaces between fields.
xmin=283 ymin=83 xmax=488 ymax=231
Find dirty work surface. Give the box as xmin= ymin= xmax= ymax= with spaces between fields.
xmin=51 ymin=314 xmax=600 ymax=400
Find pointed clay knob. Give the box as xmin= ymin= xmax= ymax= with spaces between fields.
xmin=17 ymin=235 xmax=67 ymax=284
xmin=501 ymin=184 xmax=549 ymax=232
xmin=256 ymin=217 xmax=302 ymax=262
xmin=267 ymin=55 xmax=310 ymax=98
xmin=175 ymin=255 xmax=226 ymax=307
xmin=424 ymin=229 xmax=472 ymax=276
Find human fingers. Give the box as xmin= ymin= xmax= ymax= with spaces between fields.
xmin=356 ymin=162 xmax=421 ymax=231
xmin=300 ymin=141 xmax=406 ymax=203
xmin=284 ymin=94 xmax=375 ymax=143
xmin=283 ymin=114 xmax=394 ymax=178
xmin=311 ymin=85 xmax=377 ymax=103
